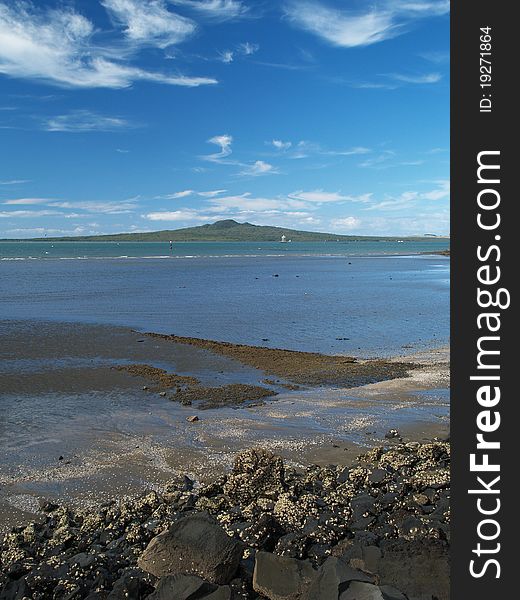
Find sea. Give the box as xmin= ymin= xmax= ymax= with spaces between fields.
xmin=0 ymin=240 xmax=450 ymax=356
xmin=0 ymin=239 xmax=450 ymax=524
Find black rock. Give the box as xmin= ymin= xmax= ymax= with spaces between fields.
xmin=368 ymin=469 xmax=388 ymax=485
xmin=340 ymin=581 xmax=385 ymax=599
xmin=107 ymin=568 xmax=153 ymax=599
xmin=138 ymin=512 xmax=242 ymax=585
xmin=304 ymin=557 xmax=374 ymax=600
xmin=337 ymin=467 xmax=350 ymax=484
xmin=0 ymin=578 xmax=30 ymax=600
xmin=146 ymin=574 xmax=215 ymax=600
xmin=380 ymin=585 xmax=409 ymax=600
xmin=253 ymin=551 xmax=315 ymax=600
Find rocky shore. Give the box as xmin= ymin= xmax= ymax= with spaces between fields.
xmin=0 ymin=441 xmax=450 ymax=600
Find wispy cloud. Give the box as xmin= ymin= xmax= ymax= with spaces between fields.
xmin=156 ymin=190 xmax=195 ymax=199
xmin=358 ymin=150 xmax=396 ymax=168
xmin=143 ymin=209 xmax=215 ymax=221
xmin=420 ymin=50 xmax=449 ymax=64
xmin=43 ymin=111 xmax=133 ymax=133
xmin=170 ymin=0 xmax=249 ymax=21
xmin=47 ymin=200 xmax=138 ymax=214
xmin=347 ymin=81 xmax=399 ymax=90
xmin=0 ymin=209 xmax=63 ymax=218
xmin=330 ymin=216 xmax=361 ymax=231
xmin=239 ymin=160 xmax=278 ymax=177
xmin=3 ymin=198 xmax=51 ymax=205
xmin=0 ymin=179 xmax=29 ymax=185
xmin=0 ymin=2 xmax=217 ymax=88
xmin=238 ymin=42 xmax=258 ymax=55
xmin=217 ymin=42 xmax=258 ymax=64
xmin=198 ymin=189 xmax=227 ymax=197
xmin=386 ymin=72 xmax=442 ymax=84
xmin=269 ymin=139 xmax=370 ymax=160
xmin=102 ymin=0 xmax=196 ymax=48
xmin=289 ymin=190 xmax=372 ymax=203
xmin=365 ymin=180 xmax=450 ymax=210
xmin=154 ymin=189 xmax=227 ymax=199
xmin=202 ymin=134 xmax=234 ymax=162
xmin=284 ymin=0 xmax=449 ymax=48
xmin=271 ymin=139 xmax=292 ymax=151
xmin=3 ymin=197 xmax=138 ymax=215
xmin=218 ymin=50 xmax=235 ymax=63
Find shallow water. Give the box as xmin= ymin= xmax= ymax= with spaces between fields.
xmin=0 ymin=252 xmax=449 ymax=357
xmin=0 ymin=321 xmax=449 ymax=529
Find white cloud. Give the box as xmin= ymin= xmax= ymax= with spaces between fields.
xmin=358 ymin=151 xmax=395 ymax=168
xmin=143 ymin=209 xmax=213 ymax=221
xmin=4 ymin=197 xmax=138 ymax=214
xmin=421 ymin=179 xmax=450 ymax=200
xmin=239 ymin=160 xmax=278 ymax=176
xmin=365 ymin=180 xmax=450 ymax=211
xmin=420 ymin=50 xmax=449 ymax=64
xmin=202 ymin=134 xmax=234 ymax=162
xmin=0 ymin=179 xmax=29 ymax=185
xmin=284 ymin=0 xmax=449 ymax=48
xmin=218 ymin=42 xmax=258 ymax=64
xmin=0 ymin=209 xmax=63 ymax=218
xmin=348 ymin=81 xmax=398 ymax=90
xmin=209 ymin=193 xmax=305 ymax=212
xmin=238 ymin=42 xmax=259 ymax=55
xmin=155 ymin=190 xmax=195 ymax=199
xmin=326 ymin=147 xmax=371 ymax=156
xmin=155 ymin=189 xmax=227 ymax=199
xmin=387 ymin=72 xmax=442 ymax=84
xmin=170 ymin=0 xmax=249 ymax=21
xmin=3 ymin=198 xmax=50 ymax=205
xmin=47 ymin=200 xmax=138 ymax=214
xmin=43 ymin=111 xmax=132 ymax=132
xmin=0 ymin=2 xmax=216 ymax=88
xmin=271 ymin=139 xmax=292 ymax=150
xmin=102 ymin=0 xmax=196 ymax=48
xmin=290 ymin=190 xmax=372 ymax=203
xmin=330 ymin=216 xmax=361 ymax=231
xmin=198 ymin=189 xmax=227 ymax=197
xmin=218 ymin=50 xmax=234 ymax=63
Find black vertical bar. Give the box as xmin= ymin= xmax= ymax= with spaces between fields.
xmin=452 ymin=2 xmax=513 ymax=597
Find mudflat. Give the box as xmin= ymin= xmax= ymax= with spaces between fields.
xmin=0 ymin=321 xmax=449 ymax=532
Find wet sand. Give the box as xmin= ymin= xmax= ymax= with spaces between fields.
xmin=144 ymin=332 xmax=415 ymax=387
xmin=0 ymin=321 xmax=449 ymax=531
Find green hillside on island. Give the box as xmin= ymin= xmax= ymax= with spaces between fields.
xmin=22 ymin=220 xmax=446 ymax=243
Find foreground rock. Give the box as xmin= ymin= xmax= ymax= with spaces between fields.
xmin=253 ymin=552 xmax=315 ymax=600
xmin=0 ymin=443 xmax=450 ymax=599
xmin=138 ymin=513 xmax=242 ymax=584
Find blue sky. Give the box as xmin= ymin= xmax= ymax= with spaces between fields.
xmin=0 ymin=0 xmax=449 ymax=238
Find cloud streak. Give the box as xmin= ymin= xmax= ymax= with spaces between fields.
xmin=170 ymin=0 xmax=249 ymax=21
xmin=102 ymin=0 xmax=196 ymax=48
xmin=43 ymin=111 xmax=133 ymax=133
xmin=0 ymin=2 xmax=217 ymax=88
xmin=284 ymin=0 xmax=449 ymax=48
xmin=202 ymin=134 xmax=234 ymax=162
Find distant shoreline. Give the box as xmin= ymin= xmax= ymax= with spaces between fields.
xmin=0 ymin=237 xmax=451 ymax=243
xmin=0 ymin=218 xmax=450 ymax=243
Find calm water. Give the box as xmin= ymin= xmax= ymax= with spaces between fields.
xmin=0 ymin=241 xmax=449 ymax=356
xmin=0 ymin=242 xmax=449 ymax=524
xmin=0 ymin=239 xmax=448 ymax=260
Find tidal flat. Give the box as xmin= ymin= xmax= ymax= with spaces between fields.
xmin=0 ymin=321 xmax=449 ymax=532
